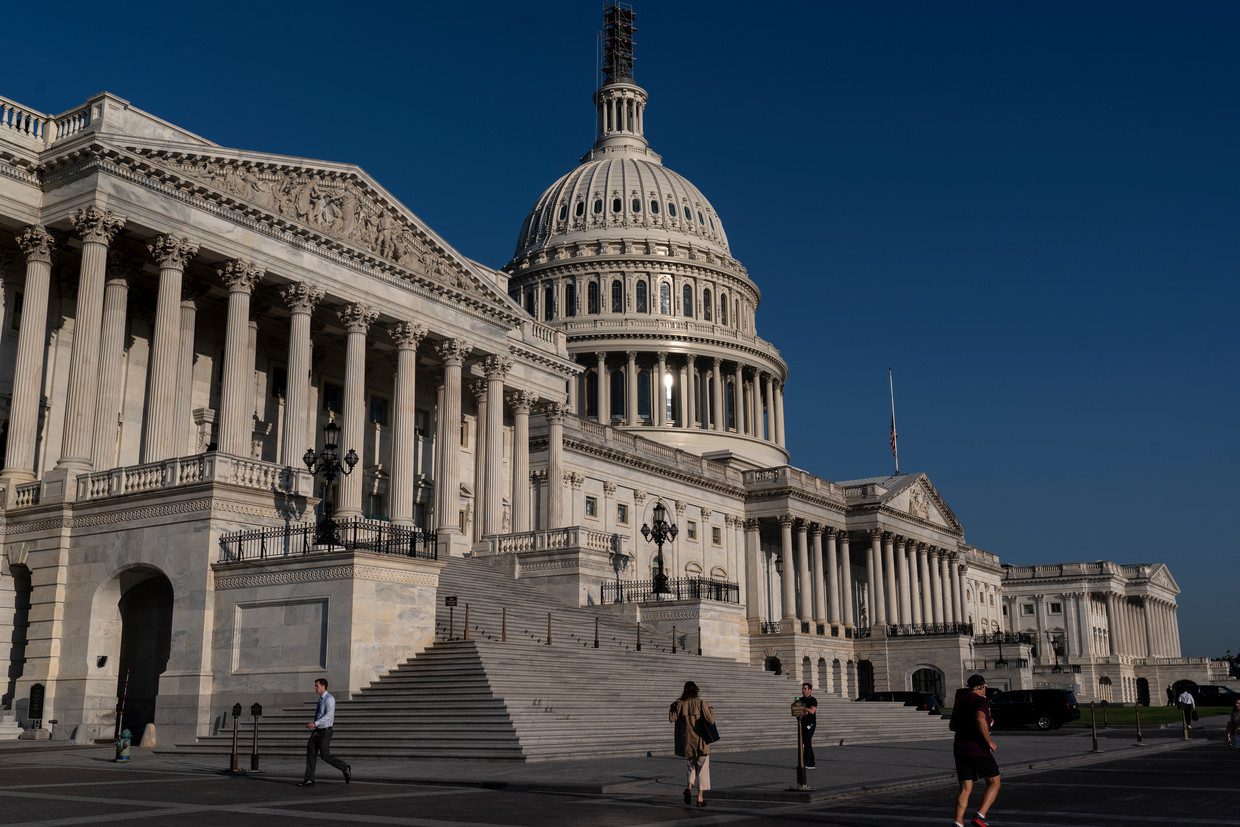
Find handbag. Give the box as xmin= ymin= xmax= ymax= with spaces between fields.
xmin=696 ymin=713 xmax=720 ymax=744
xmin=1191 ymin=709 xmax=1199 ymax=723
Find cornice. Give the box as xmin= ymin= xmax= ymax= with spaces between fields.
xmin=535 ymin=433 xmax=746 ymax=498
xmin=565 ymin=331 xmax=785 ymax=372
xmin=509 ymin=255 xmax=759 ymax=303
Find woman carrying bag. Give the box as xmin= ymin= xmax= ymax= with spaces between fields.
xmin=669 ymin=680 xmax=717 ymax=807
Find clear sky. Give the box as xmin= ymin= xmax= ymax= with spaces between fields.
xmin=5 ymin=1 xmax=1237 ymax=657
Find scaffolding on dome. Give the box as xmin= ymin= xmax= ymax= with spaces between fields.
xmin=601 ymin=1 xmax=636 ymax=85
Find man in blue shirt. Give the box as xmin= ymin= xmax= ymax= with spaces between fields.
xmin=298 ymin=678 xmax=351 ymax=786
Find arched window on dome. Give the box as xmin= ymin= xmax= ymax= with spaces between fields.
xmin=612 ymin=197 xmax=622 ymax=214
xmin=558 ymin=204 xmax=567 ymax=222
xmin=593 ymin=198 xmax=603 ymax=215
xmin=725 ymin=379 xmax=736 ymax=430
xmin=682 ymin=284 xmax=694 ymax=318
xmin=697 ymin=210 xmax=705 ymax=224
xmin=719 ymin=293 xmax=728 ymax=326
xmin=564 ymin=280 xmax=577 ymax=317
xmin=659 ymin=281 xmax=671 ymax=315
xmin=575 ymin=200 xmax=585 ymax=218
xmin=667 ymin=202 xmax=677 ymax=218
xmin=650 ymin=199 xmax=660 ymax=215
xmin=635 ymin=280 xmax=648 ymax=313
xmin=611 ymin=279 xmax=624 ymax=313
xmin=684 ymin=206 xmax=693 ymax=223
xmin=587 ymin=281 xmax=600 ymax=314
xmin=734 ymin=298 xmax=740 ymax=329
xmin=632 ymin=198 xmax=642 ymax=213
xmin=637 ymin=369 xmax=652 ymax=422
xmin=702 ymin=288 xmax=713 ymax=322
xmin=543 ymin=285 xmax=555 ymax=320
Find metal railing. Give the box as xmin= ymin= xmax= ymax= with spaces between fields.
xmin=975 ymin=631 xmax=1035 ymax=646
xmin=601 ymin=576 xmax=740 ymax=604
xmin=218 ymin=519 xmax=437 ymax=563
xmin=887 ymin=622 xmax=974 ymax=637
xmin=965 ymin=658 xmax=1030 ymax=670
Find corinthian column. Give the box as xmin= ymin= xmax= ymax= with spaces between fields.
xmin=434 ymin=339 xmax=470 ymax=534
xmin=774 ymin=379 xmax=786 ymax=446
xmin=795 ymin=520 xmax=812 ymax=622
xmin=779 ymin=515 xmax=796 ymax=622
xmin=839 ymin=532 xmax=855 ymax=628
xmin=481 ymin=355 xmax=511 ymax=536
xmin=686 ymin=355 xmax=698 ymax=427
xmin=469 ymin=380 xmax=487 ymax=541
xmin=625 ymin=351 xmax=638 ymax=425
xmin=743 ymin=519 xmax=762 ymax=620
xmin=763 ymin=373 xmax=774 ymax=441
xmin=509 ymin=391 xmax=537 ymax=532
xmin=2 ymin=226 xmax=55 ymax=481
xmin=825 ymin=527 xmax=841 ymax=626
xmin=928 ymin=548 xmax=944 ymax=624
xmin=143 ymin=235 xmax=198 ymax=461
xmin=733 ymin=362 xmax=744 ymax=432
xmin=90 ymin=253 xmax=133 ymax=469
xmin=216 ymin=259 xmax=265 ymax=457
xmin=594 ymin=351 xmax=607 ymax=424
xmin=939 ymin=552 xmax=954 ymax=623
xmin=173 ymin=283 xmax=206 ymax=457
xmin=55 ymin=207 xmax=125 ymax=471
xmin=868 ymin=529 xmax=886 ymax=625
xmin=279 ymin=282 xmax=323 ymax=466
xmin=711 ymin=358 xmax=724 ymax=431
xmin=544 ymin=401 xmax=567 ymax=528
xmin=896 ymin=537 xmax=913 ymax=624
xmin=654 ymin=352 xmax=667 ymax=426
xmin=883 ymin=532 xmax=899 ymax=624
xmin=336 ymin=304 xmax=377 ymax=519
xmin=810 ymin=524 xmax=826 ymax=626
xmin=908 ymin=542 xmax=923 ymax=625
xmin=917 ymin=543 xmax=932 ymax=623
xmin=387 ymin=321 xmax=426 ymax=526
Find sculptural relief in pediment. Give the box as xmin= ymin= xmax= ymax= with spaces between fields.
xmin=139 ymin=153 xmax=488 ymax=300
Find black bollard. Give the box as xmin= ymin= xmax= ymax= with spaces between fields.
xmin=1102 ymin=700 xmax=1110 ymax=729
xmin=636 ymin=622 xmax=641 ymax=652
xmin=228 ymin=703 xmax=242 ymax=773
xmin=672 ymin=625 xmax=677 ymax=654
xmin=249 ymin=703 xmax=264 ymax=772
xmin=463 ymin=603 xmax=470 ymax=641
xmin=594 ymin=617 xmax=599 ymax=648
xmin=546 ymin=612 xmax=552 ymax=646
xmin=501 ymin=607 xmax=507 ymax=642
xmin=1089 ymin=702 xmax=1101 ymax=753
xmin=1135 ymin=705 xmax=1143 ymax=747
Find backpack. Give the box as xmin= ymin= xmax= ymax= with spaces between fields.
xmin=948 ymin=688 xmax=972 ymax=732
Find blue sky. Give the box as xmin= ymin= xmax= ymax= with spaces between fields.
xmin=5 ymin=1 xmax=1237 ymax=657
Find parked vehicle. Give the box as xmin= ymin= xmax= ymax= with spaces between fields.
xmin=856 ymin=691 xmax=942 ymax=714
xmin=988 ymin=689 xmax=1080 ymax=730
xmin=1187 ymin=685 xmax=1240 ymax=707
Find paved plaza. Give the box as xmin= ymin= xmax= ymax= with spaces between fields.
xmin=0 ymin=715 xmax=1233 ymax=825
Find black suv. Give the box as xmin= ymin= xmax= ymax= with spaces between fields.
xmin=1189 ymin=685 xmax=1240 ymax=707
xmin=857 ymin=691 xmax=942 ymax=714
xmin=988 ymin=689 xmax=1080 ymax=730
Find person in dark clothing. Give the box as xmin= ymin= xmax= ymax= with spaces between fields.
xmin=298 ymin=678 xmax=351 ymax=787
xmin=951 ymin=674 xmax=1000 ymax=827
xmin=797 ymin=682 xmax=818 ymax=769
xmin=1166 ymin=684 xmax=1175 ymax=707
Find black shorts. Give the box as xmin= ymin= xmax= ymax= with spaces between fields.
xmin=954 ymin=752 xmax=1001 ymax=783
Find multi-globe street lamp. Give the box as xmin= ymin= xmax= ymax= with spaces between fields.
xmin=303 ymin=417 xmax=358 ymax=546
xmin=640 ymin=500 xmax=678 ymax=597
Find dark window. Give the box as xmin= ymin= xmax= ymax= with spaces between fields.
xmin=322 ymin=382 xmax=343 ymax=414
xmin=558 ymin=204 xmax=567 ymax=221
xmin=635 ymin=280 xmax=648 ymax=313
xmin=611 ymin=279 xmax=623 ymax=313
xmin=720 ymin=294 xmax=728 ymax=325
xmin=703 ymin=288 xmax=712 ymax=321
xmin=271 ymin=366 xmax=288 ymax=399
xmin=659 ymin=282 xmax=671 ymax=314
xmin=575 ymin=201 xmax=585 ymax=217
xmin=565 ymin=281 xmax=577 ymax=316
xmin=365 ymin=492 xmax=386 ymax=521
xmin=524 ymin=290 xmax=535 ymax=315
xmin=543 ymin=285 xmax=555 ymax=320
xmin=632 ymin=198 xmax=642 ymax=213
xmin=415 ymin=409 xmax=429 ymax=436
xmin=593 ymin=198 xmax=603 ymax=214
xmin=685 ymin=207 xmax=693 ymax=222
xmin=10 ymin=291 xmax=22 ymax=330
xmin=587 ymin=281 xmax=600 ymax=314
xmin=612 ymin=197 xmax=622 ymax=213
xmin=370 ymin=396 xmax=389 ymax=426
xmin=668 ymin=203 xmax=677 ymax=217
xmin=697 ymin=210 xmax=705 ymax=224
xmin=638 ymin=369 xmax=652 ymax=419
xmin=682 ymin=284 xmax=694 ymax=318
xmin=650 ymin=200 xmax=660 ymax=214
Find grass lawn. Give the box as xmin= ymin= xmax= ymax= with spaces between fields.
xmin=1066 ymin=705 xmax=1188 ymax=728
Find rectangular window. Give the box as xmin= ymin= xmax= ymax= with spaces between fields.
xmin=365 ymin=493 xmax=386 ymax=520
xmin=1020 ymin=603 xmax=1034 ymax=617
xmin=1049 ymin=602 xmax=1063 ymax=615
xmin=370 ymin=395 xmax=389 ymax=426
xmin=458 ymin=510 xmax=467 ymax=533
xmin=617 ymin=503 xmax=629 ymax=525
xmin=585 ymin=496 xmax=598 ymax=518
xmin=460 ymin=417 xmax=469 ymax=447
xmin=687 ymin=520 xmax=697 ymax=540
xmin=322 ymin=381 xmax=343 ymax=414
xmin=711 ymin=526 xmax=721 ymax=546
xmin=989 ymin=594 xmax=995 ymax=606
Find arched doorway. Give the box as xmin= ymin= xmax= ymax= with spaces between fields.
xmin=912 ymin=666 xmax=946 ymax=703
xmin=857 ymin=660 xmax=875 ymax=696
xmin=1097 ymin=676 xmax=1113 ymax=703
xmin=1136 ymin=677 xmax=1150 ymax=707
xmin=3 ymin=563 xmax=32 ymax=712
xmin=764 ymin=655 xmax=783 ymax=676
xmin=846 ymin=660 xmax=857 ymax=697
xmin=114 ymin=572 xmax=173 ymax=738
xmin=832 ymin=659 xmax=843 ymax=696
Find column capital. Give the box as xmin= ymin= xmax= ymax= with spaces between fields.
xmin=867 ymin=527 xmax=882 ymax=540
xmin=656 ymin=350 xmax=668 ymax=361
xmin=180 ymin=278 xmax=210 ymax=304
xmin=542 ymin=400 xmax=568 ymax=422
xmin=823 ymin=525 xmax=837 ymax=538
xmin=147 ymin=235 xmax=199 ymax=269
xmin=686 ymin=353 xmax=697 ymax=365
xmin=1032 ymin=594 xmax=1046 ymax=603
xmin=338 ymin=302 xmax=377 ymax=333
xmin=481 ymin=354 xmax=513 ymax=378
xmin=743 ymin=517 xmax=761 ymax=531
xmin=16 ymin=225 xmax=55 ymax=263
xmin=593 ymin=350 xmax=608 ymax=362
xmin=810 ymin=522 xmax=824 ymax=537
xmin=625 ymin=350 xmax=638 ymax=361
xmin=280 ymin=281 xmax=324 ymax=314
xmin=70 ymin=206 xmax=125 ymax=244
xmin=602 ymin=481 xmax=617 ymax=496
xmin=778 ymin=513 xmax=794 ymax=527
xmin=387 ymin=320 xmax=427 ymax=349
xmin=711 ymin=356 xmax=722 ymax=368
xmin=794 ymin=518 xmax=809 ymax=534
xmin=915 ymin=541 xmax=928 ymax=552
xmin=436 ymin=337 xmax=471 ymax=366
xmin=469 ymin=378 xmax=488 ymax=402
xmin=508 ymin=389 xmax=539 ymax=413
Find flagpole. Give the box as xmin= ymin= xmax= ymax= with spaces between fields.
xmin=889 ymin=368 xmax=900 ymax=475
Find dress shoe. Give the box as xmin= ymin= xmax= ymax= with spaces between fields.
xmin=343 ymin=766 xmax=351 ymax=784
xmin=296 ymin=780 xmax=315 ymax=787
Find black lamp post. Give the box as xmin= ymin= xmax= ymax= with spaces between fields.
xmin=303 ymin=417 xmax=359 ymax=546
xmin=640 ymin=500 xmax=677 ymax=596
xmin=610 ymin=547 xmax=630 ymax=603
xmin=1049 ymin=630 xmax=1064 ymax=673
xmin=996 ymin=633 xmax=1009 ymax=668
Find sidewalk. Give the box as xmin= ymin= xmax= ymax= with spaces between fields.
xmin=0 ymin=715 xmax=1224 ymax=803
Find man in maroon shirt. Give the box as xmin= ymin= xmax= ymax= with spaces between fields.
xmin=951 ymin=674 xmax=1000 ymax=827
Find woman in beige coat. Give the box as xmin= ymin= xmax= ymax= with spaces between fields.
xmin=669 ymin=680 xmax=715 ymax=806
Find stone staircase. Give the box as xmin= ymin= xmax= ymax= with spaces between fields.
xmin=0 ymin=712 xmax=22 ymax=741
xmin=174 ymin=556 xmax=949 ymax=761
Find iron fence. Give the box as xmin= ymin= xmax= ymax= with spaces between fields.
xmin=974 ymin=631 xmax=1035 ymax=646
xmin=602 ymin=577 xmax=740 ymax=604
xmin=218 ymin=519 xmax=437 ymax=563
xmin=887 ymin=622 xmax=974 ymax=637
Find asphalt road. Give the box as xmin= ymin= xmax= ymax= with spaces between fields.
xmin=0 ymin=740 xmax=1234 ymax=826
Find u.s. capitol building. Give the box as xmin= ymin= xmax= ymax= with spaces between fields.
xmin=0 ymin=7 xmax=1220 ymax=749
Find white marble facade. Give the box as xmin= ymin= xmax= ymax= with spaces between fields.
xmin=0 ymin=20 xmax=1196 ymax=741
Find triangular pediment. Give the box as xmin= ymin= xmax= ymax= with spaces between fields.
xmin=886 ymin=474 xmax=964 ymax=533
xmin=1148 ymin=563 xmax=1180 ymax=594
xmin=119 ymin=141 xmax=523 ymax=323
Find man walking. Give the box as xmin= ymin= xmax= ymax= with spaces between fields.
xmin=951 ymin=674 xmax=1000 ymax=827
xmin=298 ymin=678 xmax=351 ymax=787
xmin=797 ymin=682 xmax=818 ymax=770
xmin=1177 ymin=686 xmax=1197 ymax=731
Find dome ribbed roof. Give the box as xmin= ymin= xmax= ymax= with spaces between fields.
xmin=512 ymin=153 xmax=731 ymax=261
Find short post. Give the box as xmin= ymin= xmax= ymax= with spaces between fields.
xmin=228 ymin=703 xmax=242 ymax=773
xmin=546 ymin=612 xmax=552 ymax=646
xmin=1089 ymin=702 xmax=1101 ymax=753
xmin=636 ymin=622 xmax=641 ymax=652
xmin=697 ymin=624 xmax=702 ymax=656
xmin=789 ymin=699 xmax=810 ymax=791
xmin=463 ymin=603 xmax=470 ymax=641
xmin=672 ymin=625 xmax=677 ymax=654
xmin=449 ymin=605 xmax=455 ymax=639
xmin=1135 ymin=705 xmax=1144 ymax=746
xmin=249 ymin=703 xmax=264 ymax=772
xmin=1101 ymin=699 xmax=1109 ymax=729
xmin=501 ymin=607 xmax=507 ymax=643
xmin=594 ymin=617 xmax=599 ymax=649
